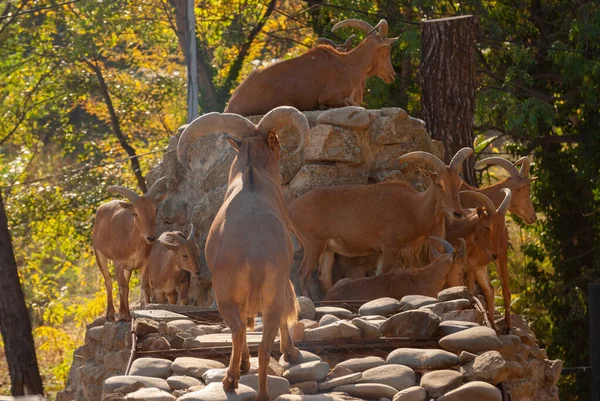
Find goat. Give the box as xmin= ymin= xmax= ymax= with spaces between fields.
xmin=176 ymin=106 xmax=310 ymax=401
xmin=225 ymin=19 xmax=397 ymax=116
xmin=446 ymin=189 xmax=512 ymax=330
xmin=462 ymin=156 xmax=536 ymax=224
xmin=140 ymin=224 xmax=201 ymax=305
xmin=92 ymin=178 xmax=168 ymax=321
xmin=289 ymin=148 xmax=473 ymax=297
xmin=315 ymin=34 xmax=356 ymax=52
xmin=324 ymin=238 xmax=467 ymax=301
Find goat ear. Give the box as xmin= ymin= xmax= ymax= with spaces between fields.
xmin=158 ymin=233 xmax=181 ymax=251
xmin=267 ymin=131 xmax=281 ymax=153
xmin=476 ymin=205 xmax=485 ymax=218
xmin=118 ymin=201 xmax=133 ymax=209
xmin=226 ymin=137 xmax=241 ymax=152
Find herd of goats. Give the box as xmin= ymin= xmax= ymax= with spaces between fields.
xmin=89 ymin=18 xmax=537 ymax=401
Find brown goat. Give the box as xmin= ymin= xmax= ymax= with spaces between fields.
xmin=446 ymin=189 xmax=512 ymax=330
xmin=462 ymin=156 xmax=536 ymax=224
xmin=225 ymin=19 xmax=397 ymax=116
xmin=324 ymin=238 xmax=467 ymax=301
xmin=92 ymin=178 xmax=168 ymax=321
xmin=177 ymin=106 xmax=310 ymax=401
xmin=141 ymin=224 xmax=201 ymax=305
xmin=289 ymin=148 xmax=473 ymax=297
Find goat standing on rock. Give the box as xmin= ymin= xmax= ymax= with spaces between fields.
xmin=177 ymin=106 xmax=309 ymax=401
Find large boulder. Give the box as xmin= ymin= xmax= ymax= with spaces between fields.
xmin=386 ymin=348 xmax=459 ymax=370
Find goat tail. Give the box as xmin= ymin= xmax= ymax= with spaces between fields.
xmin=284 ymin=279 xmax=299 ymax=327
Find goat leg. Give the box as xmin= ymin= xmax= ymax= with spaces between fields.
xmin=317 ymin=249 xmax=336 ymax=292
xmin=220 ymin=304 xmax=245 ymax=391
xmin=257 ymin=314 xmax=279 ymax=401
xmin=476 ymin=268 xmax=497 ymax=330
xmin=240 ymin=333 xmax=250 ymax=374
xmin=116 ymin=265 xmax=132 ymax=322
xmin=95 ymin=249 xmax=115 ymax=321
xmin=279 ymin=322 xmax=300 ymax=363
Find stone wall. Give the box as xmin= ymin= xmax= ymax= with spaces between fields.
xmin=147 ymin=107 xmax=444 ymax=305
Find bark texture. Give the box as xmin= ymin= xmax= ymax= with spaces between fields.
xmin=421 ymin=15 xmax=477 ymax=185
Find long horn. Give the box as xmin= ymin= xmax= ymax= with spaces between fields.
xmin=398 ymin=151 xmax=447 ymax=172
xmin=514 ymin=156 xmax=531 ymax=178
xmin=449 ymin=147 xmax=474 ymax=170
xmin=107 ymin=185 xmax=140 ymax=203
xmin=373 ymin=19 xmax=389 ymax=37
xmin=187 ymin=223 xmax=195 ymax=240
xmin=257 ymin=106 xmax=310 ymax=156
xmin=146 ymin=177 xmax=168 ymax=199
xmin=430 ymin=236 xmax=455 ymax=255
xmin=341 ymin=34 xmax=356 ymax=49
xmin=475 ymin=157 xmax=519 ymax=177
xmin=460 ymin=190 xmax=496 ymax=215
xmin=332 ymin=19 xmax=375 ymax=34
xmin=497 ymin=188 xmax=512 ymax=215
xmin=316 ymin=37 xmax=337 ymax=47
xmin=177 ymin=112 xmax=257 ymax=170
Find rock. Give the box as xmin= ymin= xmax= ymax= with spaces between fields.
xmin=166 ymin=375 xmax=203 ymax=390
xmin=437 ymin=321 xmax=480 ymax=336
xmin=498 ymin=334 xmax=521 ymax=360
xmin=372 ymin=108 xmax=413 ymax=145
xmin=436 ymin=381 xmax=502 ymax=401
xmin=327 ymin=365 xmax=355 ymax=379
xmin=103 ymin=376 xmax=170 ymax=393
xmin=131 ymin=310 xmax=187 ymax=322
xmin=420 ymin=299 xmax=471 ymax=315
xmin=460 ymin=351 xmax=513 ymax=384
xmin=314 ymin=306 xmax=353 ymax=320
xmin=124 ymin=388 xmax=175 ymax=401
xmin=158 ymin=321 xmax=168 ymax=336
xmin=392 ymin=386 xmax=427 ymax=401
xmin=303 ymin=124 xmax=362 ymax=164
xmin=166 ymin=319 xmax=196 ymax=336
xmin=333 ymin=383 xmax=398 ymax=399
xmin=247 ymin=357 xmax=285 ymax=377
xmin=420 ymin=370 xmax=463 ymax=398
xmin=336 ymin=356 xmax=386 ymax=373
xmin=319 ymin=314 xmax=340 ymax=327
xmin=315 ymin=106 xmax=372 ymax=130
xmin=545 ymin=359 xmax=563 ymax=384
xmin=196 ymin=324 xmax=223 ymax=334
xmin=351 ymin=318 xmax=380 ymax=339
xmin=379 ymin=310 xmax=440 ymax=337
xmin=297 ymin=297 xmax=317 ymax=320
xmin=88 ymin=316 xmax=107 ymax=329
xmin=133 ymin=318 xmax=159 ymax=336
xmin=279 ymin=350 xmax=322 ymax=371
xmin=183 ymin=326 xmax=207 ymax=338
xmin=128 ymin=358 xmax=172 ymax=379
xmin=458 ymin=351 xmax=477 ymax=364
xmin=386 ymin=348 xmax=459 ymax=370
xmin=239 ymin=374 xmax=291 ymax=398
xmin=171 ymin=357 xmax=226 ymax=379
xmin=398 ymin=295 xmax=438 ymax=310
xmin=358 ymin=364 xmax=415 ymax=391
xmin=304 ymin=321 xmax=361 ymax=341
xmin=139 ymin=337 xmax=171 ymax=351
xmin=318 ymin=373 xmax=362 ymax=391
xmin=292 ymin=381 xmax=319 ymax=395
xmin=202 ymin=368 xmax=228 ymax=384
xmin=178 ymin=382 xmax=256 ymax=401
xmin=283 ymin=361 xmax=329 ymax=384
xmin=300 ymin=319 xmax=319 ymax=330
xmin=358 ymin=298 xmax=402 ymax=316
xmin=441 ymin=309 xmax=484 ymax=325
xmin=87 ymin=326 xmax=104 ymax=342
xmin=275 ymin=394 xmax=363 ymax=401
xmin=439 ymin=326 xmax=503 ymax=354
xmin=288 ymin=164 xmax=368 ymax=199
xmin=438 ymin=287 xmax=471 ymax=302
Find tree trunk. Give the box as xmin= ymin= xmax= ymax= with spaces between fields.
xmin=421 ymin=15 xmax=477 ymax=185
xmin=0 ymin=192 xmax=44 ymax=396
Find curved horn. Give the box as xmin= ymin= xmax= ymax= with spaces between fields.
xmin=341 ymin=34 xmax=356 ymax=49
xmin=373 ymin=19 xmax=389 ymax=37
xmin=107 ymin=185 xmax=140 ymax=203
xmin=497 ymin=188 xmax=512 ymax=215
xmin=398 ymin=151 xmax=447 ymax=172
xmin=146 ymin=177 xmax=168 ymax=199
xmin=449 ymin=147 xmax=474 ymax=170
xmin=332 ymin=19 xmax=375 ymax=34
xmin=475 ymin=157 xmax=519 ymax=177
xmin=187 ymin=223 xmax=195 ymax=240
xmin=316 ymin=37 xmax=337 ymax=47
xmin=460 ymin=190 xmax=496 ymax=215
xmin=177 ymin=112 xmax=257 ymax=170
xmin=430 ymin=236 xmax=455 ymax=255
xmin=515 ymin=156 xmax=531 ymax=178
xmin=257 ymin=106 xmax=310 ymax=156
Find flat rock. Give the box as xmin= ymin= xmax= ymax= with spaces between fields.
xmin=315 ymin=106 xmax=372 ymax=130
xmin=171 ymin=357 xmax=225 ymax=379
xmin=314 ymin=306 xmax=353 ymax=320
xmin=399 ymin=295 xmax=438 ymax=310
xmin=291 ymin=381 xmax=318 ymax=394
xmin=333 ymin=383 xmax=398 ymax=399
xmin=298 ymin=297 xmax=317 ymax=320
xmin=103 ymin=376 xmax=170 ymax=393
xmin=202 ymin=368 xmax=227 ymax=384
xmin=336 ymin=356 xmax=385 ymax=373
xmin=318 ymin=373 xmax=362 ymax=391
xmin=358 ymin=298 xmax=402 ymax=316
xmin=358 ymin=364 xmax=415 ymax=391
xmin=392 ymin=386 xmax=427 ymax=401
xmin=386 ymin=348 xmax=459 ymax=370
xmin=239 ymin=374 xmax=290 ymax=398
xmin=460 ymin=351 xmax=512 ymax=384
xmin=283 ymin=360 xmax=329 ymax=384
xmin=437 ymin=381 xmax=502 ymax=401
xmin=124 ymin=387 xmax=175 ymax=401
xmin=420 ymin=370 xmax=463 ymax=398
xmin=441 ymin=309 xmax=484 ymax=325
xmin=191 ymin=332 xmax=264 ymax=346
xmin=319 ymin=314 xmax=340 ymax=327
xmin=420 ymin=299 xmax=471 ymax=315
xmin=196 ymin=324 xmax=223 ymax=334
xmin=132 ymin=318 xmax=159 ymax=336
xmin=379 ymin=310 xmax=440 ymax=337
xmin=304 ymin=321 xmax=361 ymax=341
xmin=438 ymin=287 xmax=471 ymax=302
xmin=166 ymin=319 xmax=196 ymax=336
xmin=249 ymin=356 xmax=285 ymax=377
xmin=300 ymin=319 xmax=319 ymax=330
xmin=275 ymin=394 xmax=364 ymax=401
xmin=279 ymin=350 xmax=322 ymax=370
xmin=351 ymin=318 xmax=380 ymax=339
xmin=166 ymin=375 xmax=203 ymax=390
xmin=131 ymin=310 xmax=187 ymax=322
xmin=458 ymin=351 xmax=477 ymax=364
xmin=178 ymin=382 xmax=256 ymax=401
xmin=437 ymin=321 xmax=480 ymax=336
xmin=327 ymin=365 xmax=354 ymax=379
xmin=440 ymin=327 xmax=503 ymax=354
xmin=128 ymin=357 xmax=172 ymax=379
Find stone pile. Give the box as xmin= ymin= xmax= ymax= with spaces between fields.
xmin=58 ymin=287 xmax=561 ymax=401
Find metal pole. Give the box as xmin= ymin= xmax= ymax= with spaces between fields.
xmin=186 ymin=0 xmax=199 ymax=122
xmin=590 ymin=282 xmax=600 ymax=401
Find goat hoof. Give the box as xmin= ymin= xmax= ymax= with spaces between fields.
xmin=104 ymin=313 xmax=115 ymax=321
xmin=289 ymin=347 xmax=301 ymax=363
xmin=256 ymin=393 xmax=272 ymax=401
xmin=222 ymin=373 xmax=238 ymax=391
xmin=117 ymin=314 xmax=132 ymax=323
xmin=240 ymin=359 xmax=250 ymax=374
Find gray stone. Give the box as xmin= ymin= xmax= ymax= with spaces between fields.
xmin=460 ymin=351 xmax=512 ymax=385
xmin=327 ymin=365 xmax=354 ymax=379
xmin=196 ymin=324 xmax=223 ymax=334
xmin=128 ymin=358 xmax=172 ymax=379
xmin=319 ymin=314 xmax=340 ymax=327
xmin=132 ymin=318 xmax=159 ymax=336
xmin=437 ymin=321 xmax=480 ymax=336
xmin=420 ymin=299 xmax=471 ymax=315
xmin=131 ymin=310 xmax=188 ymax=322
xmin=333 ymin=383 xmax=398 ymax=399
xmin=398 ymin=295 xmax=438 ymax=310
xmin=439 ymin=326 xmax=503 ymax=354
xmin=337 ymin=356 xmax=386 ymax=373
xmin=239 ymin=374 xmax=290 ymax=398
xmin=283 ymin=361 xmax=329 ymax=384
xmin=379 ymin=309 xmax=440 ymax=337
xmin=304 ymin=321 xmax=361 ymax=341
xmin=458 ymin=351 xmax=477 ymax=364
xmin=351 ymin=318 xmax=380 ymax=339
xmin=498 ymin=334 xmax=521 ymax=360
xmin=436 ymin=381 xmax=502 ymax=401
xmin=386 ymin=348 xmax=459 ymax=370
xmin=171 ymin=357 xmax=225 ymax=379
xmin=545 ymin=359 xmax=563 ymax=384
xmin=438 ymin=286 xmax=471 ymax=302
xmin=291 ymin=381 xmax=318 ymax=395
xmin=315 ymin=106 xmax=373 ymax=130
xmin=318 ymin=373 xmax=362 ymax=391
xmin=358 ymin=364 xmax=415 ymax=391
xmin=314 ymin=306 xmax=353 ymax=320
xmin=103 ymin=376 xmax=170 ymax=393
xmin=166 ymin=375 xmax=203 ymax=390
xmin=420 ymin=370 xmax=463 ymax=398
xmin=392 ymin=386 xmax=427 ymax=401
xmin=303 ymin=124 xmax=362 ymax=164
xmin=178 ymin=382 xmax=256 ymax=401
xmin=358 ymin=298 xmax=402 ymax=316
xmin=279 ymin=350 xmax=321 ymax=371
xmin=166 ymin=319 xmax=196 ymax=336
xmin=124 ymin=388 xmax=175 ymax=401
xmin=297 ymin=297 xmax=316 ymax=320
xmin=275 ymin=394 xmax=363 ymax=401
xmin=288 ymin=163 xmax=368 ymax=199
xmin=88 ymin=326 xmax=104 ymax=342
xmin=202 ymin=368 xmax=227 ymax=384
xmin=441 ymin=309 xmax=484 ymax=325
